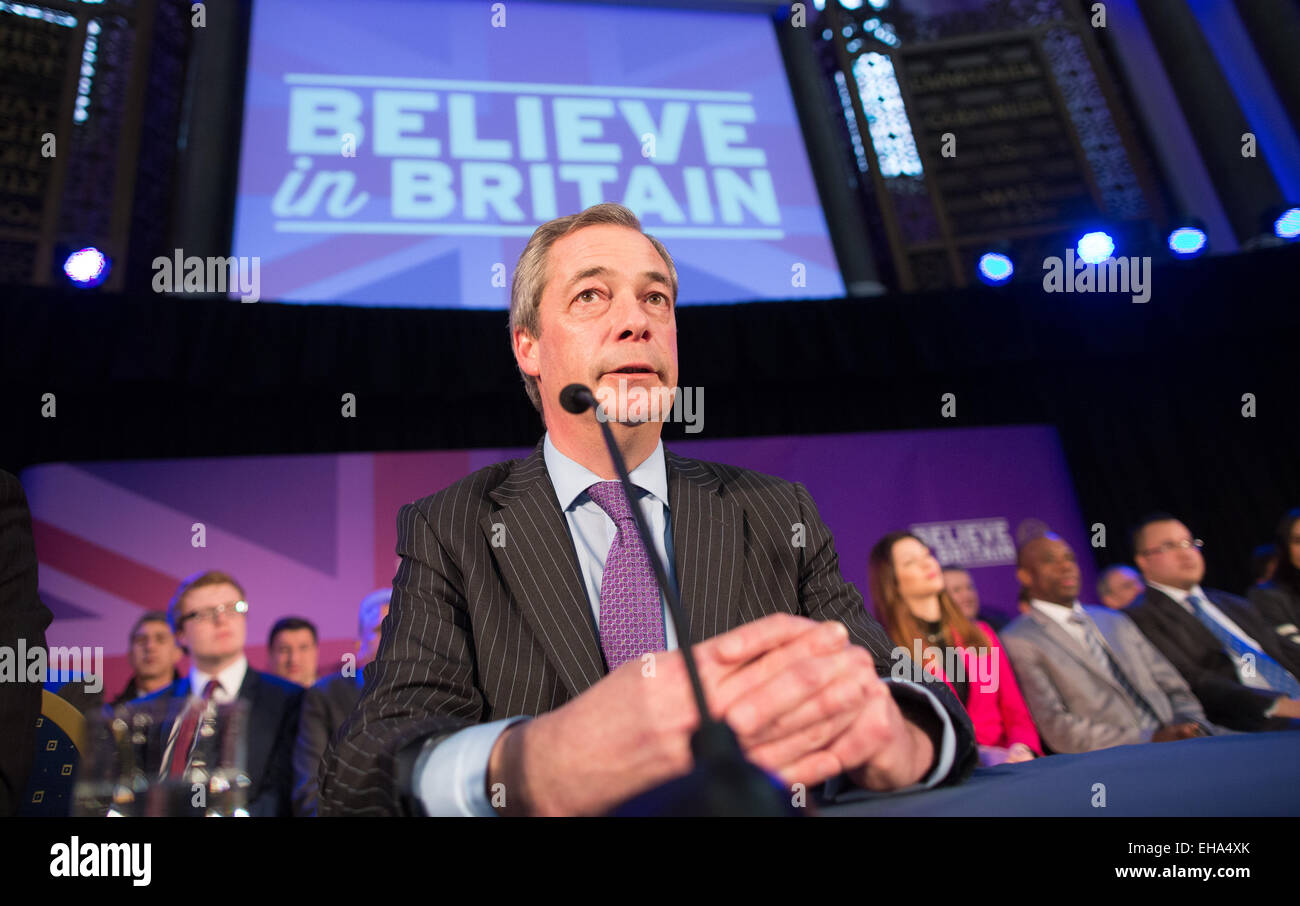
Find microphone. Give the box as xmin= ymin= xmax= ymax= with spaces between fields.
xmin=558 ymin=383 xmax=597 ymax=416
xmin=561 ymin=382 xmax=797 ymax=816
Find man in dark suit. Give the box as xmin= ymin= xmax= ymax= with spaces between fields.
xmin=319 ymin=203 xmax=977 ymax=817
xmin=1126 ymin=515 xmax=1300 ymax=732
xmin=0 ymin=470 xmax=53 ymax=816
xmin=148 ymin=571 xmax=302 ymax=816
xmin=292 ymin=588 xmax=389 ymax=816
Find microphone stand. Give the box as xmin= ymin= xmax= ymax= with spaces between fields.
xmin=560 ymin=383 xmax=797 ymax=817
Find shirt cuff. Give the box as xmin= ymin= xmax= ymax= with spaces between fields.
xmin=881 ymin=679 xmax=956 ymax=790
xmin=413 ymin=717 xmax=530 ymax=816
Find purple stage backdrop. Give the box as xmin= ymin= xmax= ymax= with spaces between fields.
xmin=22 ymin=425 xmax=1093 ymax=697
xmin=231 ymin=0 xmax=843 ymax=306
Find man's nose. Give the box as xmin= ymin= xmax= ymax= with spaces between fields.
xmin=611 ymin=291 xmax=652 ymax=339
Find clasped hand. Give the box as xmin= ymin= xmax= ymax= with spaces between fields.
xmin=488 ymin=613 xmax=934 ymax=815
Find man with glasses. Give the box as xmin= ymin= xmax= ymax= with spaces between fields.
xmin=1127 ymin=515 xmax=1300 ymax=732
xmin=148 ymin=570 xmax=303 ymax=815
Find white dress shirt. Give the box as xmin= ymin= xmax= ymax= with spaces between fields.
xmin=188 ymin=655 xmax=248 ymax=704
xmin=1029 ymin=598 xmax=1091 ymax=651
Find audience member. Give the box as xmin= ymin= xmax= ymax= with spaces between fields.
xmin=268 ymin=616 xmax=320 ymax=687
xmin=145 ymin=571 xmax=303 ymax=816
xmin=871 ymin=533 xmax=1041 ymax=765
xmin=1125 ymin=515 xmax=1300 ymax=731
xmin=1249 ymin=544 xmax=1278 ymax=588
xmin=943 ymin=567 xmax=1007 ymax=630
xmin=292 ymin=589 xmax=390 ymax=817
xmin=1096 ymin=564 xmax=1142 ymax=610
xmin=110 ymin=611 xmax=183 ymax=706
xmin=1001 ymin=533 xmax=1212 ymax=753
xmin=1247 ymin=509 xmax=1300 ymax=647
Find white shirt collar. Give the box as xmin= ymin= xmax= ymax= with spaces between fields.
xmin=543 ymin=432 xmax=669 ymax=513
xmin=189 ymin=654 xmax=247 ymax=701
xmin=1030 ymin=598 xmax=1085 ymax=627
xmin=1147 ymin=580 xmax=1208 ymax=611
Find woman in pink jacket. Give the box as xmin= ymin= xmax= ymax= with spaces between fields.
xmin=868 ymin=531 xmax=1043 ymax=765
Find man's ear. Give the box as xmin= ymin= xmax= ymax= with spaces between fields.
xmin=1015 ymin=567 xmax=1031 ymax=591
xmin=513 ymin=327 xmax=540 ymax=378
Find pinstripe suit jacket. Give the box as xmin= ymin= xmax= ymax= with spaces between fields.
xmin=318 ymin=439 xmax=977 ymax=815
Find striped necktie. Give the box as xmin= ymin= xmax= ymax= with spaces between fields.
xmin=1186 ymin=594 xmax=1300 ymax=697
xmin=1068 ymin=610 xmax=1161 ymax=729
xmin=167 ymin=679 xmax=220 ymax=779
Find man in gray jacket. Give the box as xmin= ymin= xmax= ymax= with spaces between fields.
xmin=1001 ymin=533 xmax=1215 ymax=753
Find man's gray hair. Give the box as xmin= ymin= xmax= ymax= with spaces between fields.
xmin=508 ymin=203 xmax=678 ymax=413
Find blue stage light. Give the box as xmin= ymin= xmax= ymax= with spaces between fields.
xmin=1167 ymin=226 xmax=1208 ymax=257
xmin=977 ymin=252 xmax=1014 ymax=285
xmin=63 ymin=247 xmax=109 ymax=287
xmin=1275 ymin=207 xmax=1300 ymax=240
xmin=1076 ymin=231 xmax=1115 ymax=264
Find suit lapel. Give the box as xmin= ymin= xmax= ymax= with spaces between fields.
xmin=1026 ymin=608 xmax=1129 ymax=699
xmin=665 ymin=450 xmax=744 ymax=645
xmin=484 ymin=442 xmax=607 ymax=699
xmin=1146 ymin=587 xmax=1221 ymax=653
xmin=236 ymin=667 xmax=258 ymax=701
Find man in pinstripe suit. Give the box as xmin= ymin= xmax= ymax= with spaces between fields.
xmin=318 ymin=204 xmax=977 ymax=816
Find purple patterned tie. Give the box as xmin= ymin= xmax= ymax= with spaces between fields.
xmin=585 ymin=481 xmax=666 ymax=671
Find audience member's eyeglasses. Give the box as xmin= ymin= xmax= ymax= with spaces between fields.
xmin=179 ymin=600 xmax=249 ymax=626
xmin=1141 ymin=538 xmax=1204 ymax=556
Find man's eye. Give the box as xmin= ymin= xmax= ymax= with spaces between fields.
xmin=647 ymin=292 xmax=667 ymax=305
xmin=576 ymin=289 xmax=600 ymax=303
